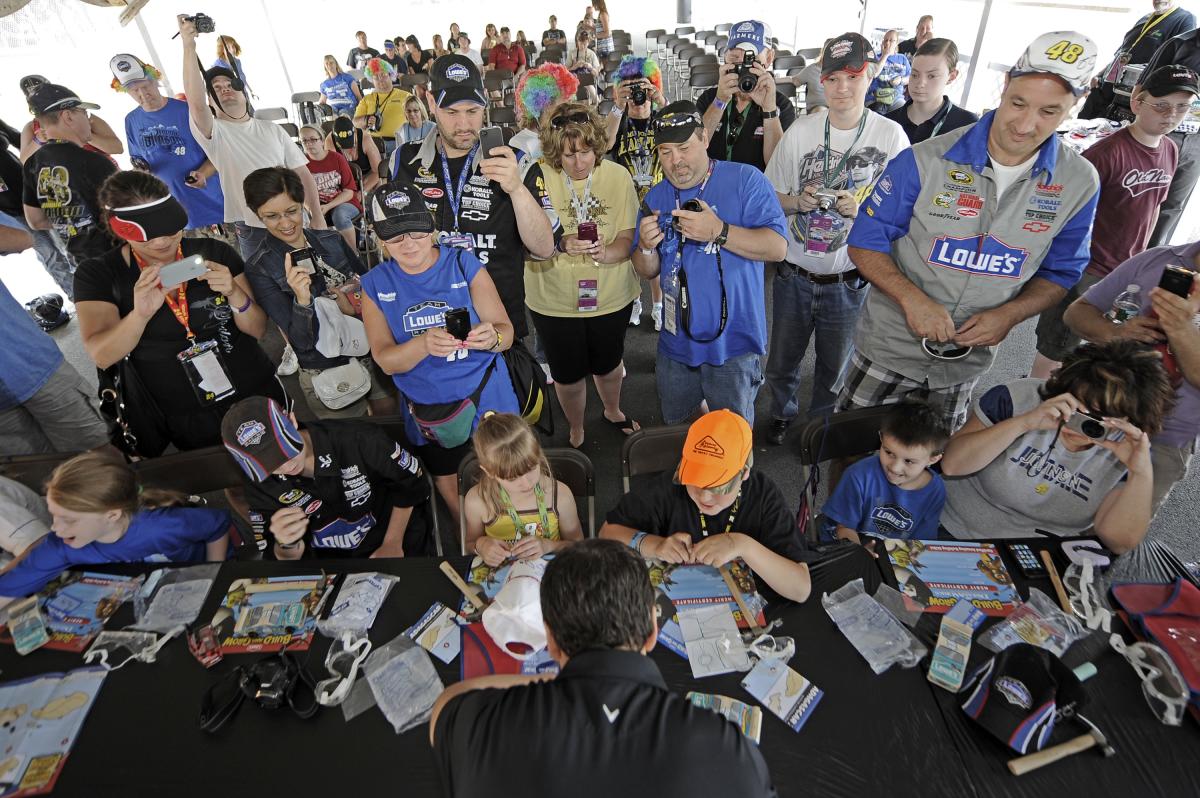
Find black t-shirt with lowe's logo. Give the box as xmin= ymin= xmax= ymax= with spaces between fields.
xmin=242 ymin=420 xmax=433 ymax=558
xmin=391 ymin=141 xmax=529 ymax=339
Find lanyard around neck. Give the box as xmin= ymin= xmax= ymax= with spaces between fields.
xmin=1132 ymin=7 xmax=1177 ymax=50
xmin=563 ymin=169 xmax=595 ymax=224
xmin=500 ymin=481 xmax=551 ymax=539
xmin=823 ymin=110 xmax=869 ymax=189
xmin=438 ymin=140 xmax=480 ymax=233
xmin=698 ymin=490 xmax=741 ymax=537
xmin=133 ymin=245 xmax=194 ymax=339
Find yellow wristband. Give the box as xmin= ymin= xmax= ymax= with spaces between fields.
xmin=491 ymin=330 xmax=504 ymax=351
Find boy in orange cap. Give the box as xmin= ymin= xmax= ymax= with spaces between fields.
xmin=600 ymin=409 xmax=811 ymax=601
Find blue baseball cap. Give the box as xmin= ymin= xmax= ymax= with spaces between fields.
xmin=727 ymin=20 xmax=769 ymax=55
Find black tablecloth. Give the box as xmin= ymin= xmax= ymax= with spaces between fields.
xmin=0 ymin=541 xmax=1194 ymax=798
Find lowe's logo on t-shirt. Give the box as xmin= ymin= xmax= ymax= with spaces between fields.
xmin=926 ymin=234 xmax=1028 ymax=279
xmin=311 ymin=514 xmax=376 ymax=549
xmin=871 ymin=504 xmax=914 ymax=537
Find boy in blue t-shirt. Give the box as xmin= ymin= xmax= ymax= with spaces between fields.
xmin=822 ymin=399 xmax=949 ymax=546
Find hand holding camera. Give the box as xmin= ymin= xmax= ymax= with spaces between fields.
xmin=671 ymin=199 xmax=722 ymax=242
xmin=174 ymin=12 xmax=214 ymax=41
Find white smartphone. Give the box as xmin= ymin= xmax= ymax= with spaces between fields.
xmin=158 ymin=254 xmax=208 ymax=290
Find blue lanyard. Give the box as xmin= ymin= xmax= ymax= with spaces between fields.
xmin=669 ymin=159 xmax=716 ymax=280
xmin=438 ymin=141 xmax=479 ymax=233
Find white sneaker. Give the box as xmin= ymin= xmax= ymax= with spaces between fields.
xmin=651 ymin=302 xmax=663 ymax=332
xmin=276 ymin=344 xmax=299 ymax=376
xmin=540 ymin=362 xmax=554 ymax=385
xmin=629 ymin=297 xmax=642 ymax=326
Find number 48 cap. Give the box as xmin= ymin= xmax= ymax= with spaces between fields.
xmin=1009 ymin=32 xmax=1098 ymax=96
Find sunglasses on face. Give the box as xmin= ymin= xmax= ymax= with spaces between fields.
xmin=551 ymin=111 xmax=591 ymax=128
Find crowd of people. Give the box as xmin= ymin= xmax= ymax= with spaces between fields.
xmin=1 ymin=6 xmax=1200 ymax=790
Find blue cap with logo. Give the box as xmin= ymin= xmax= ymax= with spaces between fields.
xmin=727 ymin=20 xmax=769 ymax=56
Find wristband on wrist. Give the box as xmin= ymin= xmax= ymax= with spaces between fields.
xmin=712 ymin=97 xmax=728 ymax=112
xmin=628 ymin=531 xmax=648 ymax=554
xmin=638 ymin=247 xmax=656 ymax=256
xmin=491 ymin=330 xmax=504 ymax=351
xmin=233 ymin=294 xmax=253 ymax=314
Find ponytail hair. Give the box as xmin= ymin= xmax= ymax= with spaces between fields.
xmin=471 ymin=413 xmax=552 ymax=521
xmin=45 ymin=452 xmax=188 ymax=517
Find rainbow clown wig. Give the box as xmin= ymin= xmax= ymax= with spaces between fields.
xmin=615 ymin=56 xmax=662 ymax=94
xmin=364 ymin=58 xmax=395 ymax=81
xmin=515 ymin=63 xmax=579 ymax=127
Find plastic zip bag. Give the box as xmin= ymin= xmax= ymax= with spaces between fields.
xmin=131 ymin=564 xmax=220 ymax=634
xmin=978 ymin=588 xmax=1088 ymax=657
xmin=364 ymin=634 xmax=443 ymax=734
xmin=317 ymin=573 xmax=400 ymax=639
xmin=822 ymin=579 xmax=928 ymax=674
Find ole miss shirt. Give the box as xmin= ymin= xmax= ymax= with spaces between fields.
xmin=241 ymin=420 xmax=432 ymax=557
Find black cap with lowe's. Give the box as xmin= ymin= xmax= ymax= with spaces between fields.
xmin=366 ymin=182 xmax=436 ymax=240
xmin=431 ymin=54 xmax=487 ymax=108
xmin=653 ymin=100 xmax=704 ymax=144
xmin=1141 ymin=64 xmax=1200 ymax=97
xmin=27 ymin=84 xmax=100 ymax=116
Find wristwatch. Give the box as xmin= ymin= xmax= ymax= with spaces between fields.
xmin=713 ymin=221 xmax=730 ymax=247
xmin=761 ymin=109 xmax=780 ymax=119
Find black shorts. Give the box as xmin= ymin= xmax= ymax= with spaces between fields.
xmin=406 ymin=437 xmax=474 ymax=477
xmin=528 ymin=303 xmax=633 ymax=385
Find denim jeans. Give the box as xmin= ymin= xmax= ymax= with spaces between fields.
xmin=656 ymin=350 xmax=764 ymax=426
xmin=765 ymin=266 xmax=868 ymax=421
xmin=329 ymin=204 xmax=361 ymax=230
xmin=30 ymin=229 xmax=76 ymax=301
xmin=234 ymin=222 xmax=269 ymax=261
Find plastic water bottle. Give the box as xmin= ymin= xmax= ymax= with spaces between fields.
xmin=1105 ymin=284 xmax=1141 ymax=324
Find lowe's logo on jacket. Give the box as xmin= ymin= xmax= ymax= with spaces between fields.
xmin=927 ymin=234 xmax=1028 ymax=278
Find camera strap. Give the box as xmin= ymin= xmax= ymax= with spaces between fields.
xmin=198 ymin=652 xmax=320 ymax=733
xmin=677 ymin=244 xmax=728 ymax=343
xmin=822 ymin=110 xmax=868 ymax=189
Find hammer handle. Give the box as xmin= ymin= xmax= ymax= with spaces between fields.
xmin=1041 ymin=550 xmax=1073 ymax=614
xmin=439 ymin=561 xmax=487 ymax=610
xmin=1008 ymin=734 xmax=1097 ymax=776
xmin=720 ymin=565 xmax=763 ymax=637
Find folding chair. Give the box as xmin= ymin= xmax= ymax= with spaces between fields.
xmin=0 ymin=452 xmax=76 ymax=493
xmin=793 ymin=406 xmax=894 ymax=542
xmin=773 ymin=55 xmax=806 ymax=74
xmin=489 ymin=106 xmax=517 ymax=126
xmin=714 ymin=23 xmax=732 ymax=35
xmin=798 ymin=48 xmax=821 ymax=61
xmin=689 ymin=66 xmax=719 ymax=100
xmin=290 ymin=91 xmax=323 ymax=124
xmin=400 ymin=73 xmax=430 ymax=91
xmin=254 ymin=106 xmax=289 ymax=121
xmin=674 ymin=26 xmax=696 ymax=38
xmin=364 ymin=415 xmax=445 ymax=557
xmin=457 ymin=448 xmax=596 ymax=555
xmin=619 ymin=423 xmax=690 ymax=493
xmin=346 ymin=162 xmax=381 ymax=266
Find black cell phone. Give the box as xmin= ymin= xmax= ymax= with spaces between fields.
xmin=478 ymin=126 xmax=505 ymax=158
xmin=1007 ymin=543 xmax=1046 ymax=578
xmin=639 ymin=197 xmax=654 ymax=217
xmin=1159 ymin=264 xmax=1195 ymax=299
xmin=289 ymin=247 xmax=317 ymax=274
xmin=444 ymin=307 xmax=472 ymax=340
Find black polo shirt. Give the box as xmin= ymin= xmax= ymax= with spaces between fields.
xmin=885 ymin=97 xmax=978 ymax=145
xmin=434 ymin=648 xmax=777 ymax=797
xmin=1123 ymin=8 xmax=1198 ymax=67
xmin=695 ymin=88 xmax=796 ymax=171
xmin=605 ymin=470 xmax=806 ymax=561
xmin=1143 ymin=28 xmax=1200 ymax=80
xmin=241 ymin=420 xmax=432 ymax=557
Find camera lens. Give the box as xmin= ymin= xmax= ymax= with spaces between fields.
xmin=738 ymin=72 xmax=759 ymax=93
xmin=631 ymin=86 xmax=647 ymax=105
xmin=1081 ymin=419 xmax=1106 ymax=439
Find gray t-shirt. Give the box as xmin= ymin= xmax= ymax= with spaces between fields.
xmin=942 ymin=379 xmax=1129 ymax=539
xmin=795 ymin=64 xmax=827 ymax=110
xmin=0 ymin=476 xmax=50 ymax=556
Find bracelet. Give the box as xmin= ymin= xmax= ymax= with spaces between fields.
xmin=490 ymin=330 xmax=503 ymax=351
xmin=761 ymin=109 xmax=780 ymax=119
xmin=712 ymin=97 xmax=728 ymax=112
xmin=233 ymin=294 xmax=253 ymax=314
xmin=628 ymin=531 xmax=648 ymax=554
xmin=638 ymin=247 xmax=656 ymax=256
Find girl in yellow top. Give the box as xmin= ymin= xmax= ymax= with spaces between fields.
xmin=463 ymin=413 xmax=583 ymax=566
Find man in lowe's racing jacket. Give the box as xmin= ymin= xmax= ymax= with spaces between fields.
xmin=839 ymin=31 xmax=1102 ymax=430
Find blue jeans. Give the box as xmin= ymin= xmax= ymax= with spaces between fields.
xmin=328 ymin=203 xmax=361 ymax=230
xmin=656 ymin=350 xmax=763 ymax=426
xmin=234 ymin=222 xmax=269 ymax=261
xmin=30 ymin=229 xmax=76 ymax=301
xmin=765 ymin=266 xmax=868 ymax=421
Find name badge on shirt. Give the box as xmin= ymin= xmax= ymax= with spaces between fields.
xmin=439 ymin=231 xmax=475 ymax=250
xmin=577 ymin=279 xmax=598 ymax=312
xmin=662 ymin=292 xmax=678 ymax=335
xmin=177 ymin=340 xmax=236 ymax=405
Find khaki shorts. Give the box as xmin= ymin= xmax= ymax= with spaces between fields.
xmin=1034 ymin=272 xmax=1102 ymax=362
xmin=297 ymin=358 xmax=394 ymax=419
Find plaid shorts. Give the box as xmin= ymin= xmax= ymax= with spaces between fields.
xmin=834 ymin=349 xmax=979 ymax=432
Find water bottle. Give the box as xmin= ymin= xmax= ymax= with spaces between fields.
xmin=1105 ymin=284 xmax=1141 ymax=324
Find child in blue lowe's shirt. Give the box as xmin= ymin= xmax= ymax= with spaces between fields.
xmin=0 ymin=453 xmax=230 ymax=604
xmin=822 ymin=400 xmax=949 ymax=547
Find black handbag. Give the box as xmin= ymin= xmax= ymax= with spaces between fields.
xmin=97 ymin=357 xmax=171 ymax=459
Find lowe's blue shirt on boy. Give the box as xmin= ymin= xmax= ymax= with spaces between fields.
xmin=636 ymin=160 xmax=787 ymax=367
xmin=821 ymin=456 xmax=945 ymax=542
xmin=361 ymin=247 xmax=518 ymax=443
xmin=848 ymin=110 xmax=1099 ymax=389
xmin=125 ymin=98 xmax=225 ymax=228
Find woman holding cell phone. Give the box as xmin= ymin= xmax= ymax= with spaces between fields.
xmin=241 ymin=166 xmax=396 ymax=420
xmin=74 ymin=170 xmax=284 ymax=452
xmin=359 ymin=181 xmax=519 ymax=520
xmin=523 ymin=102 xmax=640 ymax=449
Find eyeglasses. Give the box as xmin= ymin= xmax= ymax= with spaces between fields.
xmin=921 ymin=338 xmax=973 ymax=361
xmin=1145 ymin=100 xmax=1193 ymax=116
xmin=384 ymin=230 xmax=432 ymax=243
xmin=1062 ymin=561 xmax=1112 ymax=632
xmin=551 ymin=111 xmax=591 ymax=128
xmin=315 ymin=632 xmax=372 ymax=707
xmin=653 ymin=110 xmax=702 ymax=132
xmin=300 ymin=137 xmax=322 ymax=144
xmin=1109 ymin=633 xmax=1188 ymax=726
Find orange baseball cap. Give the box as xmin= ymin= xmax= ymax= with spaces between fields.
xmin=674 ymin=409 xmax=753 ymax=488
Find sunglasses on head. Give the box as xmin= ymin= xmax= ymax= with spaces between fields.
xmin=653 ymin=111 xmax=701 ymax=132
xmin=921 ymin=338 xmax=973 ymax=361
xmin=551 ymin=111 xmax=591 ymax=128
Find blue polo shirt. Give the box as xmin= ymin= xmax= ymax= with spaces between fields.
xmin=0 ymin=281 xmax=63 ymax=411
xmin=125 ymin=98 xmax=225 ymax=228
xmin=635 ymin=160 xmax=787 ymax=367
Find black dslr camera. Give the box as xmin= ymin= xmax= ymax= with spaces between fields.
xmin=185 ymin=12 xmax=216 ymax=33
xmin=629 ymin=82 xmax=648 ymax=105
xmin=673 ymin=198 xmax=703 ymax=234
xmin=239 ymin=655 xmax=299 ymax=710
xmin=735 ymin=50 xmax=758 ymax=93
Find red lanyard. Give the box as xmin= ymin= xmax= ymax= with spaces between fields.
xmin=133 ymin=245 xmax=194 ymax=340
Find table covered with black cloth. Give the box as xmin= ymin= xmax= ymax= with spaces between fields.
xmin=0 ymin=541 xmax=1194 ymax=798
